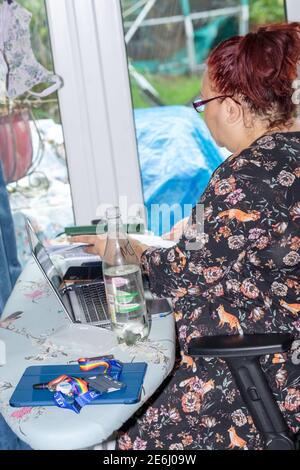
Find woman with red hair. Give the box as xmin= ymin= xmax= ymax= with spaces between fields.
xmin=73 ymin=23 xmax=300 ymax=450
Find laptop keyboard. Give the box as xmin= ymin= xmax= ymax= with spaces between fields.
xmin=76 ymin=282 xmax=110 ymax=324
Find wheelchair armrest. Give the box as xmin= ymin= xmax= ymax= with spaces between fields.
xmin=188 ymin=333 xmax=294 ymax=358
xmin=188 ymin=333 xmax=297 ymax=450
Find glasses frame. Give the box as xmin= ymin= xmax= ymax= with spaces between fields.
xmin=193 ymin=95 xmax=241 ymax=113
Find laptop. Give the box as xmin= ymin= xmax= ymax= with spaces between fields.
xmin=26 ymin=219 xmax=173 ymax=327
xmin=26 ymin=219 xmax=111 ymax=327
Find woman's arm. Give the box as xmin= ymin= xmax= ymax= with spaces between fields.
xmin=70 ymin=167 xmax=266 ymax=300
xmin=70 ymin=216 xmax=189 ymax=259
xmin=69 ymin=233 xmax=150 ymax=262
xmin=162 ymin=217 xmax=189 ymax=241
xmin=137 ymin=160 xmax=280 ymax=300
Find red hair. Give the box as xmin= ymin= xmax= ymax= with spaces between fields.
xmin=207 ymin=23 xmax=300 ymax=127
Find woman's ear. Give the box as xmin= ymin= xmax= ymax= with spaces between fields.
xmin=225 ymin=98 xmax=243 ymax=126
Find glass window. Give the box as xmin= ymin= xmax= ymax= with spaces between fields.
xmin=120 ymin=0 xmax=286 ymax=235
xmin=0 ymin=0 xmax=75 ymax=265
xmin=249 ymin=0 xmax=286 ymax=29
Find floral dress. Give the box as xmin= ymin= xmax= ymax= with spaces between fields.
xmin=117 ymin=132 xmax=300 ymax=451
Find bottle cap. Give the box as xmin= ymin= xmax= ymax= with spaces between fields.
xmin=106 ymin=206 xmax=121 ymax=219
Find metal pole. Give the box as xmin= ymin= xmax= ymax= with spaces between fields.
xmin=122 ymin=0 xmax=148 ymax=19
xmin=180 ymin=0 xmax=197 ymax=74
xmin=124 ymin=6 xmax=242 ymax=28
xmin=239 ymin=0 xmax=249 ymax=36
xmin=128 ymin=63 xmax=161 ymax=101
xmin=125 ymin=0 xmax=157 ymax=44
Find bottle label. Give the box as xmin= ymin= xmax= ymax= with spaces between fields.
xmin=104 ymin=266 xmax=147 ymax=323
xmin=116 ymin=291 xmax=138 ymax=303
xmin=106 ymin=291 xmax=117 ymax=323
xmin=116 ymin=303 xmax=140 ymax=314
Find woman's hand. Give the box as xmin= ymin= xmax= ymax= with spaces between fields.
xmin=69 ymin=234 xmax=149 ymax=262
xmin=69 ymin=234 xmax=107 ymax=258
xmin=162 ymin=217 xmax=189 ymax=241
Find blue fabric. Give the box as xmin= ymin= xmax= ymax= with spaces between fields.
xmin=134 ymin=106 xmax=225 ymax=234
xmin=0 ymin=162 xmax=27 ymax=449
xmin=0 ymin=163 xmax=21 ymax=314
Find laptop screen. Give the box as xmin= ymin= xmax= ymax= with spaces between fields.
xmin=26 ymin=219 xmax=74 ymax=321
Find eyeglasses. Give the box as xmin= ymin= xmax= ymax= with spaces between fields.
xmin=193 ymin=95 xmax=241 ymax=113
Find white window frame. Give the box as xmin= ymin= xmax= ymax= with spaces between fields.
xmin=45 ymin=0 xmax=145 ymax=225
xmin=285 ymin=0 xmax=300 ymax=21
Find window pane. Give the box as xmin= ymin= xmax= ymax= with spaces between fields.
xmin=249 ymin=0 xmax=285 ymax=28
xmin=1 ymin=0 xmax=75 ymax=265
xmin=120 ymin=0 xmax=285 ymax=235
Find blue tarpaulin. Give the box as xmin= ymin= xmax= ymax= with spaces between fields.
xmin=134 ymin=105 xmax=226 ymax=234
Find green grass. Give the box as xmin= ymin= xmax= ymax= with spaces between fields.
xmin=130 ymin=73 xmax=202 ymax=109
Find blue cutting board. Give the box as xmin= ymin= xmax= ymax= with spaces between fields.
xmin=10 ymin=362 xmax=147 ymax=407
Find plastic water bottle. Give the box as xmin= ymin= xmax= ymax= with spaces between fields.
xmin=102 ymin=207 xmax=149 ymax=345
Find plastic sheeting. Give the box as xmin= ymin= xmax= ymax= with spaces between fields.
xmin=8 ymin=120 xmax=74 ymax=266
xmin=134 ymin=105 xmax=227 ymax=234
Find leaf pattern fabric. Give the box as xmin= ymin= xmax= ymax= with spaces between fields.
xmin=116 ymin=132 xmax=300 ymax=450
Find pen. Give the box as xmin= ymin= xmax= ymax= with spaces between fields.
xmin=33 ymin=374 xmax=71 ymax=392
xmin=33 ymin=376 xmax=87 ymax=395
xmin=33 ymin=382 xmax=49 ymax=390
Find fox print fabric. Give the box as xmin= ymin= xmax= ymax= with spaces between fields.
xmin=117 ymin=132 xmax=300 ymax=450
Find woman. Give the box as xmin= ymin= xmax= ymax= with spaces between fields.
xmin=72 ymin=23 xmax=300 ymax=450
